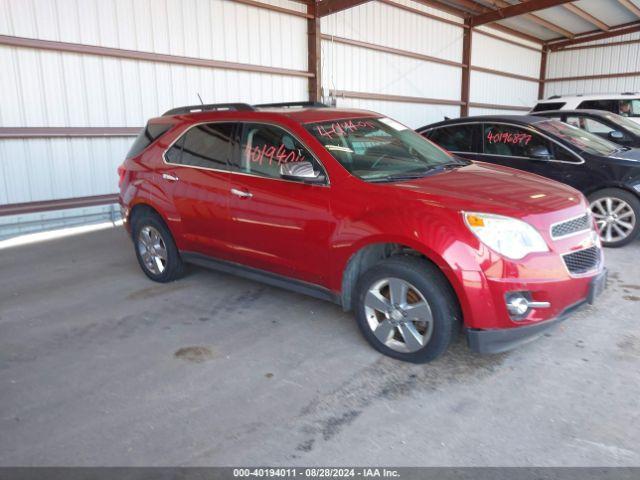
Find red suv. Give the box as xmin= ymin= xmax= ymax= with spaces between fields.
xmin=118 ymin=101 xmax=607 ymax=363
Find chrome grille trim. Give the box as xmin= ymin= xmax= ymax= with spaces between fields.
xmin=550 ymin=213 xmax=591 ymax=240
xmin=561 ymin=245 xmax=602 ymax=277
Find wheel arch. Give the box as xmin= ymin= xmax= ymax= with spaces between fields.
xmin=339 ymin=239 xmax=465 ymax=319
xmin=128 ymin=201 xmax=173 ymax=238
xmin=583 ymin=182 xmax=640 ymax=200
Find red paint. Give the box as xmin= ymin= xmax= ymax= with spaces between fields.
xmin=119 ymin=107 xmax=603 ymax=334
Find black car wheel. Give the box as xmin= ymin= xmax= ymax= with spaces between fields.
xmin=354 ymin=256 xmax=460 ymax=363
xmin=589 ymin=188 xmax=640 ymax=247
xmin=132 ymin=212 xmax=185 ymax=282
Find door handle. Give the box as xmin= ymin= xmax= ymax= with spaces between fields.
xmin=162 ymin=173 xmax=179 ymax=182
xmin=230 ymin=188 xmax=253 ymax=199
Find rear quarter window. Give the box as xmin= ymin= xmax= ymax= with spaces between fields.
xmin=126 ymin=123 xmax=173 ymax=159
xmin=531 ymin=102 xmax=566 ymax=112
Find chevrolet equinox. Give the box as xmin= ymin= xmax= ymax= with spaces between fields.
xmin=118 ymin=102 xmax=607 ymax=363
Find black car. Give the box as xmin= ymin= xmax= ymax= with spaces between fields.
xmin=419 ymin=115 xmax=640 ymax=247
xmin=532 ymin=109 xmax=640 ymax=148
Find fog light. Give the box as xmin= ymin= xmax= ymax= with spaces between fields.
xmin=505 ymin=292 xmax=551 ymax=320
xmin=506 ymin=294 xmax=530 ymax=317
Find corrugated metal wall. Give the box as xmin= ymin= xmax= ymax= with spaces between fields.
xmin=0 ymin=0 xmax=308 ymax=238
xmin=545 ymin=31 xmax=640 ymax=97
xmin=1 ymin=0 xmax=550 ymax=240
xmin=320 ymin=2 xmax=542 ymax=125
xmin=469 ymin=26 xmax=542 ymax=116
xmin=320 ymin=0 xmax=464 ymax=127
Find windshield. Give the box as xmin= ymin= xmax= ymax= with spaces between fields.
xmin=536 ymin=119 xmax=619 ymax=156
xmin=603 ymin=112 xmax=640 ymax=136
xmin=305 ymin=117 xmax=462 ymax=181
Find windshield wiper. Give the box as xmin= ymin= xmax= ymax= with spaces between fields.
xmin=367 ymin=172 xmax=432 ymax=183
xmin=610 ymin=146 xmax=632 ymax=155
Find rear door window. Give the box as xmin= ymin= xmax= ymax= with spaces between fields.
xmin=426 ymin=124 xmax=479 ymax=153
xmin=482 ymin=124 xmax=551 ymax=158
xmin=165 ymin=123 xmax=236 ymax=169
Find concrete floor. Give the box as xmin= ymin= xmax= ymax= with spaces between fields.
xmin=1 ymin=226 xmax=639 ymax=466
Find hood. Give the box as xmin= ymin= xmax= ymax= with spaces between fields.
xmin=611 ymin=147 xmax=640 ymax=162
xmin=389 ymin=161 xmax=585 ymax=219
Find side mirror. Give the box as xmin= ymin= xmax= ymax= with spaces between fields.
xmin=609 ymin=130 xmax=625 ymax=141
xmin=280 ymin=161 xmax=326 ymax=184
xmin=527 ymin=145 xmax=552 ymax=161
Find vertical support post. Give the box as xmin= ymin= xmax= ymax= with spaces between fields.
xmin=538 ymin=46 xmax=548 ymax=100
xmin=308 ymin=1 xmax=322 ymax=102
xmin=460 ymin=19 xmax=472 ymax=117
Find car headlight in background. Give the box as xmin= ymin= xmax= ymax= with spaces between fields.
xmin=463 ymin=212 xmax=549 ymax=260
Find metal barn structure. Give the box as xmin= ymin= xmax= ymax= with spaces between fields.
xmin=1 ymin=0 xmax=640 ymax=238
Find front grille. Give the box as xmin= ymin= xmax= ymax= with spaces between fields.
xmin=562 ymin=246 xmax=601 ymax=275
xmin=551 ymin=214 xmax=591 ymax=239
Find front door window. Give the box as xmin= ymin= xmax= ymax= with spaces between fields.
xmin=482 ymin=124 xmax=550 ymax=158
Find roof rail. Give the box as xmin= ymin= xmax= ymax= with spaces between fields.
xmin=254 ymin=101 xmax=329 ymax=109
xmin=162 ymin=103 xmax=254 ymax=116
xmin=621 ymin=92 xmax=639 ymax=95
xmin=547 ymin=95 xmax=562 ymax=99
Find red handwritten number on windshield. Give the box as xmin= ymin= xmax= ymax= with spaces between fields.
xmin=316 ymin=120 xmax=376 ymax=140
xmin=486 ymin=131 xmax=532 ymax=146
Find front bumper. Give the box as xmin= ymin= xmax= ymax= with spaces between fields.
xmin=467 ymin=268 xmax=607 ymax=354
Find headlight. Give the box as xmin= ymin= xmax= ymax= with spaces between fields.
xmin=463 ymin=212 xmax=548 ymax=260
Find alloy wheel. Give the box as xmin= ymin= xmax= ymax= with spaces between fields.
xmin=590 ymin=197 xmax=636 ymax=244
xmin=137 ymin=225 xmax=168 ymax=275
xmin=363 ymin=277 xmax=433 ymax=353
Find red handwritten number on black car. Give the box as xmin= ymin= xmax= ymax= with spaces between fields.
xmin=486 ymin=130 xmax=532 ymax=146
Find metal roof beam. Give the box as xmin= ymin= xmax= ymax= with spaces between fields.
xmin=470 ymin=0 xmax=574 ymax=27
xmin=547 ymin=21 xmax=640 ymax=50
xmin=562 ymin=3 xmax=610 ymax=31
xmin=482 ymin=0 xmax=575 ymax=38
xmin=316 ymin=0 xmax=371 ymax=16
xmin=618 ymin=0 xmax=640 ymax=18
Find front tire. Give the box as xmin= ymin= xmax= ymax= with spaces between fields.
xmin=589 ymin=188 xmax=640 ymax=248
xmin=354 ymin=257 xmax=460 ymax=363
xmin=132 ymin=212 xmax=184 ymax=282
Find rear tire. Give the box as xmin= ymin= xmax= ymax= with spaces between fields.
xmin=354 ymin=256 xmax=460 ymax=363
xmin=588 ymin=188 xmax=640 ymax=248
xmin=132 ymin=211 xmax=184 ymax=282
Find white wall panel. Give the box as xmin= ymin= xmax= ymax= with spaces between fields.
xmin=469 ymin=71 xmax=538 ymax=108
xmin=545 ymin=77 xmax=640 ymax=98
xmin=322 ymin=41 xmax=461 ymax=102
xmin=0 ymin=46 xmax=308 ymax=128
xmin=472 ymin=32 xmax=541 ymax=78
xmin=0 ymin=0 xmax=309 ymax=237
xmin=0 ymin=0 xmax=308 ymax=71
xmin=547 ymin=45 xmax=640 ymax=79
xmin=321 ymin=0 xmax=463 ymax=128
xmin=545 ymin=34 xmax=640 ymax=97
xmin=321 ymin=1 xmax=463 ymax=63
xmin=0 ymin=136 xmax=132 ymax=205
xmin=334 ymin=97 xmax=459 ymax=130
xmin=469 ymin=29 xmax=541 ymax=112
